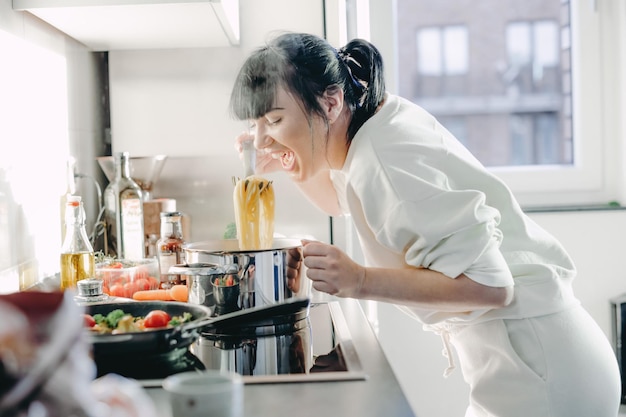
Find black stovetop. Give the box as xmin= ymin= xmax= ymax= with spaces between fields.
xmin=94 ymin=301 xmax=365 ymax=387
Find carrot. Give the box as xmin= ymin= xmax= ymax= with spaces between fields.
xmin=169 ymin=285 xmax=188 ymax=302
xmin=132 ymin=285 xmax=188 ymax=302
xmin=132 ymin=289 xmax=174 ymax=301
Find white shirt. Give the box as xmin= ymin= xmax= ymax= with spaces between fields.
xmin=330 ymin=94 xmax=579 ymax=326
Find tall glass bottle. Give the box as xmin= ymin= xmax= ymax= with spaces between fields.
xmin=60 ymin=196 xmax=95 ymax=290
xmin=157 ymin=211 xmax=185 ymax=288
xmin=103 ymin=152 xmax=145 ymax=260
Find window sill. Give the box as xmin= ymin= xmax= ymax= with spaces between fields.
xmin=523 ymin=203 xmax=624 ymax=213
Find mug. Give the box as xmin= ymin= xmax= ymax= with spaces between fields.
xmin=162 ymin=370 xmax=243 ymax=417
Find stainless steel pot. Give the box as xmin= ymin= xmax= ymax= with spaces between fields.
xmin=168 ymin=263 xmax=239 ymax=311
xmin=191 ymin=316 xmax=313 ymax=377
xmin=183 ymin=239 xmax=310 ymax=312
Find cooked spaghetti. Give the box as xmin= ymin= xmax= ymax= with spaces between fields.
xmin=233 ymin=175 xmax=275 ymax=250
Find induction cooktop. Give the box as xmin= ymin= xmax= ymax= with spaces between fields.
xmin=95 ymin=301 xmax=366 ymax=387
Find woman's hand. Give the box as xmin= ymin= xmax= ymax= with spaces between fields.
xmin=234 ymin=131 xmax=282 ymax=175
xmin=302 ymin=240 xmax=366 ymax=298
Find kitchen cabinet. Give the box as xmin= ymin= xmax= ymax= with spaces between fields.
xmin=11 ymin=0 xmax=240 ymax=51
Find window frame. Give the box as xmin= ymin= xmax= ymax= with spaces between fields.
xmin=366 ymin=0 xmax=626 ymax=209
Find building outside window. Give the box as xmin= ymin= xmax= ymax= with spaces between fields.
xmin=398 ymin=0 xmax=569 ymax=169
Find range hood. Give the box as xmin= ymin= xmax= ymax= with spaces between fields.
xmin=12 ymin=0 xmax=240 ymax=51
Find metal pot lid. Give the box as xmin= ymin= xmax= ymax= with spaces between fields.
xmin=183 ymin=238 xmax=302 ymax=254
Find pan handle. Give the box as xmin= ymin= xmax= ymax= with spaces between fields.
xmin=87 ymin=334 xmax=134 ymax=343
xmin=175 ymin=297 xmax=311 ymax=333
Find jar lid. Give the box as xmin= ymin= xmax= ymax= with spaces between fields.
xmin=160 ymin=211 xmax=182 ymax=218
xmin=76 ymin=278 xmax=105 ymax=297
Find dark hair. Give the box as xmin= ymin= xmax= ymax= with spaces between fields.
xmin=229 ymin=32 xmax=386 ymax=141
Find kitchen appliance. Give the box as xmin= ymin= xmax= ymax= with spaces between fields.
xmin=610 ymin=294 xmax=626 ymax=403
xmin=86 ymin=298 xmax=310 ymax=357
xmin=90 ymin=301 xmax=365 ymax=386
xmin=183 ymin=239 xmax=311 ymax=311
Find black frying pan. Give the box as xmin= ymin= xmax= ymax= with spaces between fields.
xmin=86 ymin=297 xmax=310 ymax=357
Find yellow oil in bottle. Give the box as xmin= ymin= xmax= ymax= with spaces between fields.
xmin=60 ymin=251 xmax=95 ymax=290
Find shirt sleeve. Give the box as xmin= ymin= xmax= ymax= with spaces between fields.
xmin=370 ymin=186 xmax=514 ymax=288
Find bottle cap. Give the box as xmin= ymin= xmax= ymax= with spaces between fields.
xmin=160 ymin=211 xmax=183 ymax=218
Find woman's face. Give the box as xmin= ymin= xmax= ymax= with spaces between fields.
xmin=250 ymin=86 xmax=342 ymax=182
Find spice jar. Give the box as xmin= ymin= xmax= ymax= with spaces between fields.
xmin=157 ymin=211 xmax=185 ymax=288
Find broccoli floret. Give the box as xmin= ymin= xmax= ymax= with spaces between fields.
xmin=168 ymin=312 xmax=193 ymax=327
xmin=104 ymin=309 xmax=127 ymax=328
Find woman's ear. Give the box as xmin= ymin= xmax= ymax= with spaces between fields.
xmin=322 ymin=86 xmax=344 ymax=123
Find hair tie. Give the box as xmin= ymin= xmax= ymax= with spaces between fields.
xmin=335 ymin=48 xmax=368 ymax=107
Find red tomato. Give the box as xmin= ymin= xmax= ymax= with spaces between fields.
xmin=134 ymin=278 xmax=151 ymax=291
xmin=84 ymin=314 xmax=96 ymax=328
xmin=143 ymin=310 xmax=171 ymax=328
xmin=225 ymin=275 xmax=235 ymax=286
xmin=123 ymin=282 xmax=136 ymax=298
xmin=147 ymin=276 xmax=159 ymax=289
xmin=109 ymin=284 xmax=125 ymax=298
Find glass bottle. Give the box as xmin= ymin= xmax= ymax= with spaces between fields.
xmin=60 ymin=196 xmax=95 ymax=290
xmin=60 ymin=156 xmax=76 ymax=242
xmin=103 ymin=152 xmax=145 ymax=260
xmin=157 ymin=211 xmax=185 ymax=288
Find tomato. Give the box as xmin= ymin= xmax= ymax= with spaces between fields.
xmin=147 ymin=276 xmax=159 ymax=289
xmin=225 ymin=275 xmax=235 ymax=286
xmin=84 ymin=314 xmax=96 ymax=328
xmin=143 ymin=310 xmax=171 ymax=328
xmin=109 ymin=283 xmax=125 ymax=298
xmin=123 ymin=282 xmax=136 ymax=298
xmin=134 ymin=278 xmax=151 ymax=291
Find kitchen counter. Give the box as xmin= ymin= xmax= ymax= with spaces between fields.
xmin=145 ymin=296 xmax=416 ymax=417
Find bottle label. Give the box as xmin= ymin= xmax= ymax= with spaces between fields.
xmin=121 ymin=198 xmax=144 ymax=259
xmin=159 ymin=253 xmax=178 ymax=276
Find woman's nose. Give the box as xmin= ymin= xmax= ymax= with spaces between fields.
xmin=253 ymin=125 xmax=272 ymax=149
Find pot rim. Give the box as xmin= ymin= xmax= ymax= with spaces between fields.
xmin=183 ymin=238 xmax=302 ymax=254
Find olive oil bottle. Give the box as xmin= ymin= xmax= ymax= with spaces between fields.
xmin=60 ymin=195 xmax=95 ymax=290
xmin=103 ymin=152 xmax=145 ymax=260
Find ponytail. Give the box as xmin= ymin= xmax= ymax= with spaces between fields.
xmin=336 ymin=39 xmax=386 ymax=140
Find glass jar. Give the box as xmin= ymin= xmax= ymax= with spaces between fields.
xmin=157 ymin=211 xmax=185 ymax=288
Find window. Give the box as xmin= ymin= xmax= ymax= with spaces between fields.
xmin=417 ymin=25 xmax=468 ymax=76
xmin=365 ymin=0 xmax=626 ymax=208
xmin=0 ymin=29 xmax=69 ymax=292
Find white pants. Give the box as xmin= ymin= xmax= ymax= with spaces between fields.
xmin=449 ymin=306 xmax=621 ymax=417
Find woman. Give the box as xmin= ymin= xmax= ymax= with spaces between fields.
xmin=229 ymin=32 xmax=621 ymax=416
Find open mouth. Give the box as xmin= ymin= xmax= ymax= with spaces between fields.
xmin=279 ymin=151 xmax=295 ymax=171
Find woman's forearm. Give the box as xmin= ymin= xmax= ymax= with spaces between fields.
xmin=359 ymin=267 xmax=513 ymax=312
